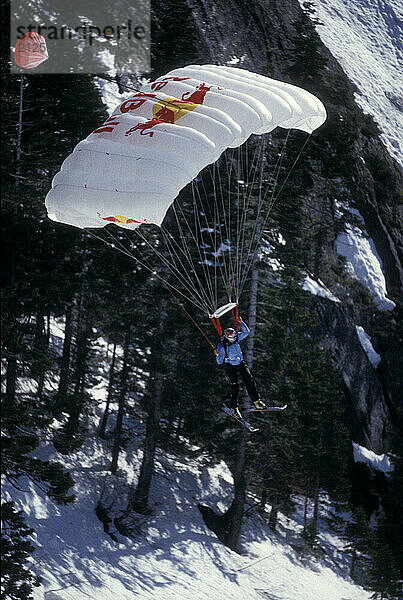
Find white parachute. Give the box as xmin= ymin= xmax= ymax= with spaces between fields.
xmin=45 ymin=65 xmax=326 ymax=230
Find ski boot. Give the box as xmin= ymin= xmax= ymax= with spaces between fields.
xmin=253 ymin=398 xmax=267 ymax=410
xmin=222 ymin=404 xmax=242 ymax=419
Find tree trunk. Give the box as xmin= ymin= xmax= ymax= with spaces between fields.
xmin=63 ymin=278 xmax=89 ymax=442
xmin=5 ymin=355 xmax=17 ymax=406
xmin=131 ymin=371 xmax=163 ymax=513
xmin=202 ymin=138 xmax=266 ymax=552
xmin=57 ymin=302 xmax=73 ymax=402
xmin=313 ymin=487 xmax=320 ymax=531
xmin=350 ymin=549 xmax=357 ymax=580
xmin=259 ymin=489 xmax=268 ymax=515
xmin=33 ymin=310 xmax=48 ymax=400
xmin=303 ymin=495 xmax=309 ymax=531
xmin=110 ymin=333 xmax=130 ymax=474
xmin=98 ymin=342 xmax=117 ymax=438
xmin=269 ymin=504 xmax=278 ymax=531
xmin=222 ymin=437 xmax=248 ymax=551
xmin=4 ymin=76 xmax=24 ymax=407
xmin=131 ymin=296 xmax=167 ymax=513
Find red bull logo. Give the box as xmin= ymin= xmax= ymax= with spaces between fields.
xmin=125 ymin=82 xmax=217 ymax=137
xmin=97 ymin=212 xmax=147 ymax=224
xmin=93 ymin=80 xmax=221 ymax=139
xmin=93 ymin=116 xmax=120 ymax=134
xmin=125 ymin=118 xmax=165 ymax=137
xmin=150 ymin=76 xmax=192 ymax=91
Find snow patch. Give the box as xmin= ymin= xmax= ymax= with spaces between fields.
xmin=336 ymin=224 xmax=395 ymax=310
xmin=334 ymin=203 xmax=395 ymax=310
xmin=309 ymin=0 xmax=403 ymax=166
xmin=355 ymin=326 xmax=381 ymax=368
xmin=302 ymin=274 xmax=341 ymax=303
xmin=352 ymin=442 xmax=393 ymax=473
xmin=94 ymin=74 xmax=133 ymax=115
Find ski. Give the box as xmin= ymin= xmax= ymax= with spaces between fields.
xmin=221 ymin=406 xmax=259 ymax=432
xmin=245 ymin=404 xmax=287 ymax=413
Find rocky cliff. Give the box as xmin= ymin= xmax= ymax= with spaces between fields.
xmin=151 ymin=0 xmax=402 ymax=451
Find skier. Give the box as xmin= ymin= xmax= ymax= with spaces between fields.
xmin=214 ymin=316 xmax=265 ymax=419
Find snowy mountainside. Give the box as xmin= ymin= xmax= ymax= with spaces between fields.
xmin=0 ymin=323 xmax=375 ymax=600
xmin=3 ymin=412 xmax=373 ymax=600
xmin=309 ymin=0 xmax=403 ymax=166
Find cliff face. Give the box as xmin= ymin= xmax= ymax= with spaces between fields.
xmin=152 ymin=0 xmax=402 ymax=451
xmin=315 ymin=298 xmax=390 ymax=454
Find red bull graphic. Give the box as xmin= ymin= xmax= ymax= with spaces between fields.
xmin=97 ymin=213 xmax=147 ymax=224
xmin=93 ymin=116 xmax=120 ymax=134
xmin=125 ymin=118 xmax=165 ymax=137
xmin=92 ymin=80 xmax=221 ymax=139
xmin=120 ymin=93 xmax=157 ymax=113
xmin=150 ymin=76 xmax=192 ymax=91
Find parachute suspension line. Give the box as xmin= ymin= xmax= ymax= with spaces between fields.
xmin=127 ymin=235 xmax=217 ymax=350
xmin=165 ymin=180 xmax=216 ymax=310
xmin=108 ymin=227 xmax=208 ymax=313
xmin=92 ymin=226 xmax=217 ymax=349
xmin=271 ymin=133 xmax=311 ymax=204
xmin=237 ymin=136 xmax=268 ymax=295
xmin=85 ymin=227 xmax=203 ymax=310
xmin=160 ymin=197 xmax=216 ymax=312
xmin=168 ymin=200 xmax=216 ymax=313
xmin=191 ymin=175 xmax=221 ymax=308
xmin=159 ymin=226 xmax=214 ymax=314
xmin=108 ymin=225 xmax=210 ymax=314
xmin=238 ymin=132 xmax=311 ymax=298
xmin=212 ymin=148 xmax=239 ymax=305
xmin=210 ymin=156 xmax=237 ymax=303
xmin=129 ymin=226 xmax=212 ymax=314
xmin=192 ymin=175 xmax=233 ymax=304
xmin=232 ymin=304 xmax=239 ymax=328
xmin=237 ymin=132 xmax=290 ymax=296
xmin=168 ymin=182 xmax=218 ymax=312
xmin=234 ymin=140 xmax=263 ymax=300
xmin=210 ymin=316 xmax=223 ymax=338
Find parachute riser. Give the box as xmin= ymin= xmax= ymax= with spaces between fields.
xmin=209 ymin=301 xmax=239 ymax=339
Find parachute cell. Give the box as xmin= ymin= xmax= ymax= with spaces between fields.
xmin=45 ymin=65 xmax=326 ymax=230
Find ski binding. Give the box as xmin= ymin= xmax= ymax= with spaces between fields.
xmin=245 ymin=404 xmax=287 ymax=413
xmin=221 ymin=405 xmax=259 ymax=432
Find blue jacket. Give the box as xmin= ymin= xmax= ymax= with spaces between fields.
xmin=216 ymin=321 xmax=250 ymax=366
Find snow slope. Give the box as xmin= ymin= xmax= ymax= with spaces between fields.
xmin=3 ymin=417 xmax=373 ymax=600
xmin=310 ymin=0 xmax=403 ymax=166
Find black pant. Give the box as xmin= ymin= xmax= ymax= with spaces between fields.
xmin=225 ymin=361 xmax=260 ymax=408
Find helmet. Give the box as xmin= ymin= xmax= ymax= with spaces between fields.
xmin=224 ymin=328 xmax=237 ymax=343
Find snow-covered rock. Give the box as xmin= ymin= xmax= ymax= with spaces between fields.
xmin=303 ymin=274 xmax=341 ymax=303
xmin=355 ymin=326 xmax=381 ymax=368
xmin=352 ymin=441 xmax=393 ymax=473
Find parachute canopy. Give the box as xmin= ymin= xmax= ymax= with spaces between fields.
xmin=14 ymin=32 xmax=48 ymax=70
xmin=45 ymin=65 xmax=326 ymax=229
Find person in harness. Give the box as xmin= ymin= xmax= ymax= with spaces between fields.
xmin=214 ymin=316 xmax=265 ymax=418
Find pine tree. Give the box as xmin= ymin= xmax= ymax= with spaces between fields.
xmin=287 ymin=2 xmax=327 ymax=86
xmin=367 ymin=540 xmax=401 ymax=600
xmin=1 ymin=502 xmax=41 ymax=600
xmin=344 ymin=506 xmax=372 ymax=580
